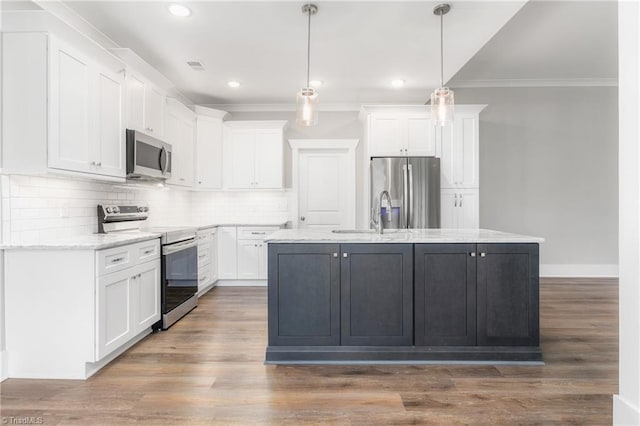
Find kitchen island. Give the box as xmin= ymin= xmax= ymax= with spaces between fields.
xmin=265 ymin=229 xmax=544 ymax=363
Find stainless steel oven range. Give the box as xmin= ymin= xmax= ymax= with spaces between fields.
xmin=150 ymin=226 xmax=198 ymax=330
xmin=97 ymin=205 xmax=198 ymax=330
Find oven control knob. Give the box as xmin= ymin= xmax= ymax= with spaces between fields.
xmin=106 ymin=207 xmax=113 ymax=214
xmin=138 ymin=206 xmax=145 ymax=213
xmin=113 ymin=206 xmax=120 ymax=213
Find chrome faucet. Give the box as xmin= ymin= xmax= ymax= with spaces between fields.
xmin=372 ymin=190 xmax=393 ymax=234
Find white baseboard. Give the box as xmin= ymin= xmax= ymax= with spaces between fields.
xmin=614 ymin=395 xmax=640 ymax=425
xmin=216 ymin=279 xmax=267 ymax=287
xmin=196 ymin=282 xmax=217 ymax=298
xmin=0 ymin=350 xmax=7 ymax=382
xmin=540 ymin=264 xmax=618 ymax=278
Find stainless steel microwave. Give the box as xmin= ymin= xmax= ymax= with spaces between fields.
xmin=126 ymin=129 xmax=172 ymax=180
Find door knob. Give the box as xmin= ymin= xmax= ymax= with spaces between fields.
xmin=300 ymin=216 xmax=306 ymax=221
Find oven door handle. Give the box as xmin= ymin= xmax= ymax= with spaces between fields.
xmin=162 ymin=239 xmax=197 ymax=256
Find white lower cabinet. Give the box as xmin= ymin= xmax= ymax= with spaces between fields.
xmin=217 ymin=226 xmax=279 ymax=283
xmin=97 ymin=256 xmax=160 ymax=360
xmin=237 ymin=240 xmax=262 ymax=279
xmin=97 ymin=269 xmax=134 ymax=360
xmin=197 ymin=227 xmax=218 ymax=293
xmin=217 ymin=226 xmax=238 ymax=279
xmin=441 ymin=189 xmax=479 ymax=229
xmin=4 ymin=238 xmax=160 ymax=379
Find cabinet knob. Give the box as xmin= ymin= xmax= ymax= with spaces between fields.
xmin=332 ymin=253 xmax=338 ymax=258
xmin=470 ymin=252 xmax=476 ymax=257
xmin=480 ymin=252 xmax=486 ymax=257
xmin=343 ymin=253 xmax=348 ymax=258
xmin=300 ymin=216 xmax=306 ymax=221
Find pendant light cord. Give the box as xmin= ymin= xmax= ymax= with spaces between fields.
xmin=440 ymin=12 xmax=444 ymax=88
xmin=306 ymin=7 xmax=311 ymax=88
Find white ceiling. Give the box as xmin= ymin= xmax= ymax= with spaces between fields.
xmin=59 ymin=1 xmax=527 ymax=105
xmin=450 ymin=0 xmax=618 ymax=86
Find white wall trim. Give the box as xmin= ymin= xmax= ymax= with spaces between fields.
xmin=203 ymin=103 xmax=363 ymax=112
xmin=614 ymin=395 xmax=640 ymax=425
xmin=0 ymin=351 xmax=7 ymax=382
xmin=289 ymin=139 xmax=359 ymax=230
xmin=540 ymin=264 xmax=619 ymax=278
xmin=216 ymin=279 xmax=267 ymax=287
xmin=451 ymin=78 xmax=618 ymax=89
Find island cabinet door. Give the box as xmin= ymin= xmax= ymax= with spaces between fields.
xmin=414 ymin=244 xmax=477 ymax=346
xmin=476 ymin=243 xmax=540 ymax=346
xmin=268 ymin=244 xmax=340 ymax=346
xmin=340 ymin=244 xmax=413 ymax=346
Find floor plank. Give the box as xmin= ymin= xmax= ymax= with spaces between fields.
xmin=0 ymin=280 xmax=618 ymax=424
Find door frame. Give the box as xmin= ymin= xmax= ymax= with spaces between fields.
xmin=289 ymin=139 xmax=359 ymax=229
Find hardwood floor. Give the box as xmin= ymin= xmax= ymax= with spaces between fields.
xmin=1 ymin=279 xmax=618 ymax=425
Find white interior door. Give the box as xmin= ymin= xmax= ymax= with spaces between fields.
xmin=298 ymin=149 xmax=354 ymax=229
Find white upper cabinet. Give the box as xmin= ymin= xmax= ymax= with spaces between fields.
xmin=48 ymin=38 xmax=93 ymax=174
xmin=94 ymin=66 xmax=125 ymax=177
xmin=194 ymin=107 xmax=227 ymax=190
xmin=438 ymin=109 xmax=482 ymax=189
xmin=364 ymin=107 xmax=436 ymax=157
xmin=223 ymin=121 xmax=286 ymax=190
xmin=2 ymin=32 xmax=125 ymax=179
xmin=165 ymin=99 xmax=195 ymax=187
xmin=441 ymin=189 xmax=479 ymax=229
xmin=125 ymin=70 xmax=166 ymax=139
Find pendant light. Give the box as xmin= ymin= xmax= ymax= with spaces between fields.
xmin=296 ymin=4 xmax=319 ymax=126
xmin=431 ymin=3 xmax=454 ymax=126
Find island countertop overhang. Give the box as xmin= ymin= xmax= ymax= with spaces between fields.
xmin=265 ymin=228 xmax=544 ymax=244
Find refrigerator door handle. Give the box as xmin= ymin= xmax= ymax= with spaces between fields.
xmin=402 ymin=164 xmax=409 ymax=228
xmin=408 ymin=164 xmax=414 ymax=228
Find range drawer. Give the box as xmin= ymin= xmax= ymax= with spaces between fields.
xmin=237 ymin=226 xmax=279 ymax=240
xmin=96 ymin=238 xmax=161 ymax=277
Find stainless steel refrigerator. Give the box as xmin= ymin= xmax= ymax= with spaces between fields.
xmin=370 ymin=157 xmax=440 ymax=229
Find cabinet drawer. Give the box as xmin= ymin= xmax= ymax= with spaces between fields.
xmin=97 ymin=239 xmax=160 ymax=276
xmin=198 ymin=247 xmax=211 ymax=267
xmin=197 ymin=232 xmax=210 ymax=245
xmin=237 ymin=226 xmax=279 ymax=240
xmin=97 ymin=246 xmax=133 ymax=276
xmin=137 ymin=240 xmax=160 ymax=263
xmin=198 ymin=268 xmax=211 ymax=288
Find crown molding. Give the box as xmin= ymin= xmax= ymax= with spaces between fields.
xmin=450 ymin=78 xmax=618 ymax=88
xmin=201 ymin=103 xmax=363 ymax=112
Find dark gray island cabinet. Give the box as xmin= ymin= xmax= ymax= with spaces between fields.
xmin=267 ymin=235 xmax=541 ymax=363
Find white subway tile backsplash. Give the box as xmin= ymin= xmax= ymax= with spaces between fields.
xmin=0 ymin=174 xmax=293 ymax=244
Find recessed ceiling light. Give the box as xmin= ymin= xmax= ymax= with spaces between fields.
xmin=309 ymin=80 xmax=323 ymax=88
xmin=168 ymin=4 xmax=191 ymax=17
xmin=391 ymin=79 xmax=405 ymax=88
xmin=227 ymin=81 xmax=241 ymax=88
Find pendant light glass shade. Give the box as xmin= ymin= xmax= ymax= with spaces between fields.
xmin=297 ymin=87 xmax=318 ymax=127
xmin=297 ymin=4 xmax=319 ymax=126
xmin=431 ymin=87 xmax=454 ymax=126
xmin=431 ymin=4 xmax=454 ymax=126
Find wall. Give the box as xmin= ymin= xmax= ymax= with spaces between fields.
xmin=190 ymin=191 xmax=292 ymax=225
xmin=614 ymin=1 xmax=640 ymax=423
xmin=223 ymin=110 xmax=364 ymax=225
xmin=454 ymin=87 xmax=618 ymax=275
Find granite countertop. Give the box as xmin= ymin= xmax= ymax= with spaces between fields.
xmin=0 ymin=232 xmax=161 ymax=251
xmin=265 ymin=228 xmax=544 ymax=244
xmin=192 ymin=222 xmax=288 ymax=230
